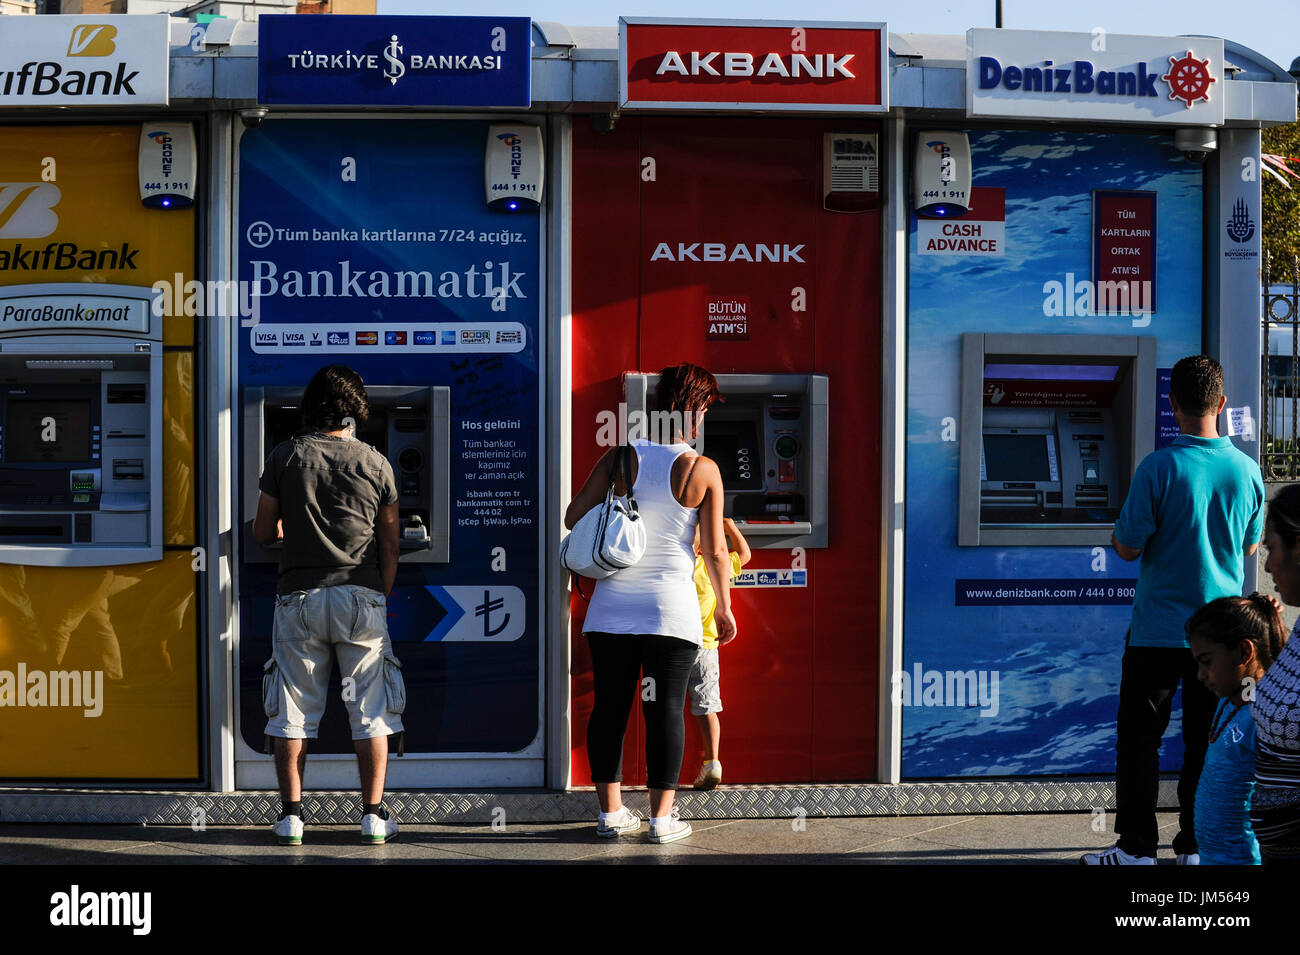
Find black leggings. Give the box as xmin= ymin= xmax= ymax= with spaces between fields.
xmin=586 ymin=632 xmax=698 ymax=791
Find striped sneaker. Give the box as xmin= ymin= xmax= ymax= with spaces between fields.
xmin=272 ymin=814 xmax=303 ymax=846
xmin=1080 ymin=844 xmax=1155 ymax=865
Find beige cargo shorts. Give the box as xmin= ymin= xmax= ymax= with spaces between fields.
xmin=262 ymin=584 xmax=406 ymax=740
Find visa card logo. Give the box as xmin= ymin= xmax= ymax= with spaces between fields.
xmin=282 ymin=331 xmax=306 ymax=346
xmin=254 ymin=329 xmax=278 ymax=346
xmin=309 ymin=331 xmax=323 ymax=346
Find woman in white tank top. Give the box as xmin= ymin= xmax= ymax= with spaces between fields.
xmin=564 ymin=364 xmax=738 ymax=844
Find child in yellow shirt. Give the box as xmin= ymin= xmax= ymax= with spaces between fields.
xmin=689 ymin=517 xmax=750 ymax=789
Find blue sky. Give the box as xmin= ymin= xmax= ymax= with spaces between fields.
xmin=382 ymin=0 xmax=1299 ymax=75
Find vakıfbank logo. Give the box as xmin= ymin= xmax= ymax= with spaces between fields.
xmin=0 ymin=183 xmax=60 ymax=239
xmin=66 ymin=24 xmax=118 ymax=58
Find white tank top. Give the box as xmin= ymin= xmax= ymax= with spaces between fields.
xmin=581 ymin=439 xmax=703 ymax=646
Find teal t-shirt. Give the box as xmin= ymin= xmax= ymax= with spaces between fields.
xmin=1113 ymin=435 xmax=1264 ymax=649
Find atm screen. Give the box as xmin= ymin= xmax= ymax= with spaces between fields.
xmin=707 ymin=420 xmax=763 ymax=491
xmin=984 ymin=433 xmax=1051 ymax=482
xmin=5 ymin=400 xmax=91 ymax=463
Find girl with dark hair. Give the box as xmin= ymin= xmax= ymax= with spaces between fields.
xmin=1185 ymin=595 xmax=1287 ymax=864
xmin=1255 ymin=485 xmax=1300 ymax=862
xmin=564 ymin=362 xmax=734 ymax=844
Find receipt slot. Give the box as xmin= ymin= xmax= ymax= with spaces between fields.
xmin=0 ymin=284 xmax=162 ymax=566
xmin=958 ymin=333 xmax=1156 ymax=546
xmin=625 ymin=373 xmax=828 ymax=548
xmin=242 ymin=385 xmax=451 ymax=562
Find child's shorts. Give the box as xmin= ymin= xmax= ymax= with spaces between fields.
xmin=262 ymin=584 xmax=406 ymax=741
xmin=687 ymin=647 xmax=723 ymax=716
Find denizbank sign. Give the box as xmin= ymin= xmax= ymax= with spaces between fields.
xmin=968 ymin=29 xmax=1224 ymax=126
xmin=0 ymin=16 xmax=169 ymax=107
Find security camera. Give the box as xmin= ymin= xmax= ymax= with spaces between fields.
xmin=240 ymin=108 xmax=269 ymax=130
xmin=1174 ymin=128 xmax=1217 ymax=164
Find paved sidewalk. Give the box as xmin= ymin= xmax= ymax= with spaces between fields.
xmin=0 ymin=810 xmax=1190 ymax=864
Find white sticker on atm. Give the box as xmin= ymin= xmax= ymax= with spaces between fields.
xmin=731 ymin=569 xmax=808 ymax=588
xmin=423 ymin=585 xmax=525 ymax=642
xmin=1226 ymin=406 xmax=1255 ymax=441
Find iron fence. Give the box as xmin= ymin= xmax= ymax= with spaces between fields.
xmin=1263 ymin=254 xmax=1300 ymax=480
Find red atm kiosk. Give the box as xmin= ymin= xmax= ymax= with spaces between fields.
xmin=570 ymin=18 xmax=887 ymax=784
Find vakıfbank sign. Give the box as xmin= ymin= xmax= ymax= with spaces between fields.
xmin=0 ymin=15 xmax=169 ymax=107
xmin=968 ymin=28 xmax=1224 ymax=126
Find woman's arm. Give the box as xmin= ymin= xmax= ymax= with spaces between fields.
xmin=695 ymin=458 xmax=737 ymax=644
xmin=564 ymin=447 xmax=617 ymax=530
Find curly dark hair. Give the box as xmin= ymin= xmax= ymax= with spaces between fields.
xmin=302 ymin=364 xmax=369 ymax=431
xmin=1185 ymin=594 xmax=1288 ymax=671
xmin=1169 ymin=355 xmax=1224 ymax=417
xmin=1268 ymin=484 xmax=1300 ymax=554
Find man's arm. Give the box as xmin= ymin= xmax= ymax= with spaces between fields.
xmin=375 ymin=502 xmax=399 ymax=595
xmin=252 ymin=492 xmax=282 ymax=546
xmin=1111 ymin=532 xmax=1141 ymax=562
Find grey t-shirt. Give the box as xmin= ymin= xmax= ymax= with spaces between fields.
xmin=258 ymin=432 xmax=398 ymax=596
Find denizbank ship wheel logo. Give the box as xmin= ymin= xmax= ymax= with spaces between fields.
xmin=1161 ymin=50 xmax=1215 ymax=108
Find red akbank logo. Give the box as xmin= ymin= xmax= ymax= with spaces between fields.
xmin=654 ymin=50 xmax=855 ymax=79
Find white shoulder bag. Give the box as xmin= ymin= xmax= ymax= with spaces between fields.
xmin=560 ymin=445 xmax=646 ymax=579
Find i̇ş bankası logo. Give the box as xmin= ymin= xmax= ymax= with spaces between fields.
xmin=978 ymin=47 xmax=1216 ymax=109
xmin=285 ymin=32 xmax=505 ymax=86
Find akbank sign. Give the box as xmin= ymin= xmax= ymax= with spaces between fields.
xmin=0 ymin=15 xmax=169 ymax=107
xmin=258 ymin=15 xmax=531 ymax=107
xmin=968 ymin=28 xmax=1224 ymax=126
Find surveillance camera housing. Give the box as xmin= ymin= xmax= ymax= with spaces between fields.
xmin=1174 ymin=127 xmax=1217 ymax=163
xmin=240 ymin=108 xmax=269 ymax=130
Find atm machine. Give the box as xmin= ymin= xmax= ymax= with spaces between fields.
xmin=624 ymin=372 xmax=828 ymax=549
xmin=0 ymin=284 xmax=162 ymax=566
xmin=242 ymin=385 xmax=451 ymax=562
xmin=958 ymin=333 xmax=1156 ymax=546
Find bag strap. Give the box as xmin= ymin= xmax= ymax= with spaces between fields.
xmin=571 ymin=572 xmax=590 ymax=603
xmin=615 ymin=444 xmax=638 ymax=509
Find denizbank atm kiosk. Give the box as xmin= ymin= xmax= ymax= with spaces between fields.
xmin=0 ymin=284 xmax=162 ymax=564
xmin=958 ymin=333 xmax=1156 ymax=546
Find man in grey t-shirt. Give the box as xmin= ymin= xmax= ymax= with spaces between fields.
xmin=253 ymin=364 xmax=405 ymax=846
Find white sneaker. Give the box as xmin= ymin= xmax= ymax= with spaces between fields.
xmin=1176 ymin=852 xmax=1200 ymax=865
xmin=692 ymin=761 xmax=723 ymax=790
xmin=1080 ymin=844 xmax=1155 ymax=865
xmin=648 ymin=807 xmax=692 ymax=845
xmin=272 ymin=814 xmax=303 ymax=846
xmin=361 ymin=811 xmax=398 ymax=845
xmin=596 ymin=806 xmax=642 ymax=838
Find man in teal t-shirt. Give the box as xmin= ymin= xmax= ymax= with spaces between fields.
xmin=1082 ymin=355 xmax=1265 ymax=866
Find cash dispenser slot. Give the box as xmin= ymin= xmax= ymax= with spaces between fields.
xmin=958 ymin=333 xmax=1156 ymax=547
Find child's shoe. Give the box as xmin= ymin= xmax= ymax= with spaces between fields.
xmin=692 ymin=760 xmax=722 ymax=790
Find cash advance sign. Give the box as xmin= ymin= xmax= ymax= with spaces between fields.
xmin=0 ymin=16 xmax=169 ymax=107
xmin=968 ymin=28 xmax=1224 ymax=126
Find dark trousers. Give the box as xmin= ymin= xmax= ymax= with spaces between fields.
xmin=586 ymin=632 xmax=697 ymax=791
xmin=1114 ymin=640 xmax=1216 ymax=858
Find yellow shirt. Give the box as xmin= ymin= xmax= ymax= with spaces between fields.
xmin=693 ymin=552 xmax=743 ymax=650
